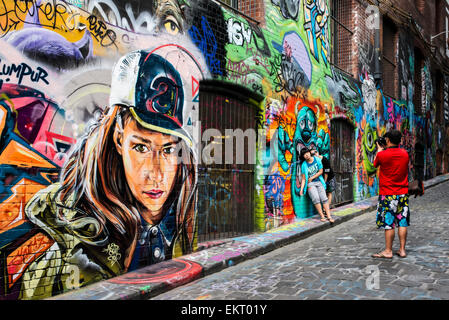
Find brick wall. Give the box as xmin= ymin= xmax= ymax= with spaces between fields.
xmin=332 ymin=0 xmax=354 ymax=75
xmin=353 ymin=0 xmax=376 ymax=77
xmin=396 ymin=0 xmax=437 ymax=39
xmin=238 ymin=0 xmax=266 ymax=24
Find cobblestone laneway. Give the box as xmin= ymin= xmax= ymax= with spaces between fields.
xmin=152 ymin=181 xmax=449 ymax=300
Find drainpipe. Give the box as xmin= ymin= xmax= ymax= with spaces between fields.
xmin=374 ymin=0 xmax=382 ymax=85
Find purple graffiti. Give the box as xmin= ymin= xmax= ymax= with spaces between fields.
xmin=3 ymin=0 xmax=94 ymax=69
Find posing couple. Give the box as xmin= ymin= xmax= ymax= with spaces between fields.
xmin=299 ymin=147 xmax=335 ymax=223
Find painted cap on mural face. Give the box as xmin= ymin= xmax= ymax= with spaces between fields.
xmin=109 ymin=49 xmax=192 ymax=146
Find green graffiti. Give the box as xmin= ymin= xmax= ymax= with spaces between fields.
xmin=362 ymin=123 xmax=378 ymax=175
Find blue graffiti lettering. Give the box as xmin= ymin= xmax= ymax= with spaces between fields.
xmin=0 ymin=60 xmax=49 ymax=85
xmin=189 ymin=16 xmax=222 ymax=76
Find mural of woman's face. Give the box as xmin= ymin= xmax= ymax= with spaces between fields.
xmin=154 ymin=0 xmax=185 ymax=35
xmin=115 ymin=117 xmax=179 ymax=225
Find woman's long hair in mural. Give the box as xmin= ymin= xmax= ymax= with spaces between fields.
xmin=50 ymin=104 xmax=197 ymax=270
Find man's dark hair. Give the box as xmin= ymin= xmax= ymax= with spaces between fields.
xmin=299 ymin=147 xmax=311 ymax=162
xmin=385 ymin=129 xmax=402 ymax=145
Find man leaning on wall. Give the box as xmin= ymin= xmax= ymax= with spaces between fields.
xmin=371 ymin=129 xmax=410 ymax=259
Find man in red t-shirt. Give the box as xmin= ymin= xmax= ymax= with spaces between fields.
xmin=372 ymin=129 xmax=410 ymax=259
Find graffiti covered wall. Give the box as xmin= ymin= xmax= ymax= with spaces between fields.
xmin=222 ymin=0 xmax=334 ymax=227
xmin=0 ymin=0 xmax=446 ymax=300
xmin=0 ymin=0 xmax=213 ymax=300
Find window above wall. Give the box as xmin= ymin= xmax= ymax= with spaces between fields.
xmin=222 ymin=0 xmax=239 ymax=9
xmin=382 ymin=16 xmax=398 ymax=100
xmin=216 ymin=0 xmax=264 ymax=23
xmin=330 ymin=0 xmax=354 ymax=76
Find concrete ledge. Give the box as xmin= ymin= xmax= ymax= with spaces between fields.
xmin=49 ymin=174 xmax=449 ymax=300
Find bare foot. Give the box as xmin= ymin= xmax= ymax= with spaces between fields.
xmin=372 ymin=250 xmax=393 ymax=259
xmin=395 ymin=250 xmax=407 ymax=258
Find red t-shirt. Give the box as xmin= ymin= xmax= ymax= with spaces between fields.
xmin=373 ymin=147 xmax=409 ymax=195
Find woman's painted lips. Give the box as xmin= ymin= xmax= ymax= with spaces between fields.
xmin=143 ymin=190 xmax=164 ymax=199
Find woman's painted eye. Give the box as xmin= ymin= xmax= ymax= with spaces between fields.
xmin=164 ymin=20 xmax=179 ymax=35
xmin=134 ymin=144 xmax=149 ymax=153
xmin=163 ymin=146 xmax=176 ymax=155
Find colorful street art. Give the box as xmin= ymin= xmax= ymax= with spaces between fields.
xmin=271 ymin=100 xmax=330 ymax=220
xmin=0 ymin=0 xmax=445 ymax=300
xmin=0 ymin=0 xmax=210 ymax=300
xmin=303 ymin=0 xmax=329 ymax=66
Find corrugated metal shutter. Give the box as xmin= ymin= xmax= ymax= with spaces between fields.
xmin=196 ymin=85 xmax=257 ymax=242
xmin=330 ymin=119 xmax=354 ymax=205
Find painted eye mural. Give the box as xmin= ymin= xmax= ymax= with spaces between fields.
xmin=0 ymin=44 xmax=206 ymax=300
xmin=164 ymin=18 xmax=181 ymax=35
xmin=361 ymin=123 xmax=378 ymax=176
xmin=0 ymin=0 xmax=212 ymax=300
xmin=154 ymin=0 xmax=186 ymax=35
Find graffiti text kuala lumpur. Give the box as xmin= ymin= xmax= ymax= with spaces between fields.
xmin=0 ymin=60 xmax=49 ymax=86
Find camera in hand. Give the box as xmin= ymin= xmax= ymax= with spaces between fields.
xmin=375 ymin=136 xmax=387 ymax=148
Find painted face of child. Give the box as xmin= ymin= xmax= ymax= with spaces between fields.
xmin=115 ymin=118 xmax=179 ymax=225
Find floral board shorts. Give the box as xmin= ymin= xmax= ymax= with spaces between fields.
xmin=376 ymin=194 xmax=410 ymax=229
